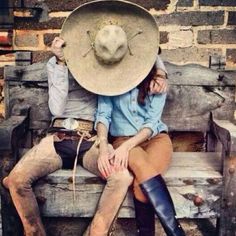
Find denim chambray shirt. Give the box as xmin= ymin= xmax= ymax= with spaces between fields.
xmin=95 ymin=88 xmax=168 ymax=137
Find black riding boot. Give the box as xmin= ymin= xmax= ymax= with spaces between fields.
xmin=133 ymin=197 xmax=155 ymax=236
xmin=140 ymin=175 xmax=186 ymax=236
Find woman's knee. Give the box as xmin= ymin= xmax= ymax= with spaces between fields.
xmin=129 ymin=156 xmax=149 ymax=175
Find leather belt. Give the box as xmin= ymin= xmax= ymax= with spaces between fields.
xmin=52 ymin=118 xmax=94 ymax=132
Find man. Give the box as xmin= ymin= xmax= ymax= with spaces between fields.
xmin=2 ymin=37 xmax=167 ymax=236
xmin=3 ymin=1 xmax=168 ymax=236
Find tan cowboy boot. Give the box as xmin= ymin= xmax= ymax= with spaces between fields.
xmin=82 ymin=144 xmax=133 ymax=236
xmin=3 ymin=135 xmax=62 ymax=236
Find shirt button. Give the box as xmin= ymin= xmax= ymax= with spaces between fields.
xmin=135 ymin=119 xmax=139 ymax=123
xmin=133 ymin=110 xmax=136 ymax=113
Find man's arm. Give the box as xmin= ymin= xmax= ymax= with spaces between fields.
xmin=149 ymin=55 xmax=168 ymax=94
xmin=95 ymin=95 xmax=115 ymax=178
xmin=47 ymin=37 xmax=69 ymax=116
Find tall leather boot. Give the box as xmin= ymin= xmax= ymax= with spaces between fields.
xmin=133 ymin=197 xmax=155 ymax=236
xmin=140 ymin=175 xmax=186 ymax=236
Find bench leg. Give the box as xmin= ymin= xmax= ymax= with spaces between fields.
xmin=218 ymin=155 xmax=236 ymax=236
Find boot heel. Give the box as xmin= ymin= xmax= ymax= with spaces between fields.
xmin=133 ymin=197 xmax=155 ymax=236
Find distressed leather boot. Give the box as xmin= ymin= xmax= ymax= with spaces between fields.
xmin=133 ymin=197 xmax=155 ymax=236
xmin=140 ymin=175 xmax=186 ymax=236
xmin=3 ymin=135 xmax=62 ymax=236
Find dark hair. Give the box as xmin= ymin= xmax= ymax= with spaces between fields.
xmin=137 ymin=65 xmax=157 ymax=105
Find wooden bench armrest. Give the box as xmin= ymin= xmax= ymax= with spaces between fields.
xmin=209 ymin=113 xmax=236 ymax=158
xmin=212 ymin=119 xmax=236 ymax=151
xmin=0 ymin=114 xmax=29 ymax=152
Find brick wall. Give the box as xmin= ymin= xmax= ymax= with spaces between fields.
xmin=0 ymin=0 xmax=236 ymax=117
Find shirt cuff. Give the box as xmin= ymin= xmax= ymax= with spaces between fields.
xmin=94 ymin=116 xmax=110 ymax=131
xmin=142 ymin=123 xmax=158 ymax=138
xmin=155 ymin=55 xmax=167 ymax=75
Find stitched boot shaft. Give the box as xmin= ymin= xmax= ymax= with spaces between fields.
xmin=3 ymin=135 xmax=62 ymax=236
xmin=140 ymin=175 xmax=186 ymax=236
xmin=133 ymin=197 xmax=155 ymax=236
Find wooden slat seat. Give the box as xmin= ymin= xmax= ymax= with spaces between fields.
xmin=34 ymin=152 xmax=223 ymax=219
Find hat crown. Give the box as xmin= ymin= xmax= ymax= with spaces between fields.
xmin=94 ymin=25 xmax=128 ymax=64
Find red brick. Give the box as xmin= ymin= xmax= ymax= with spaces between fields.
xmin=0 ymin=30 xmax=13 ymax=46
xmin=15 ymin=30 xmax=40 ymax=47
xmin=15 ymin=17 xmax=65 ymax=30
xmin=156 ymin=11 xmax=224 ymax=26
xmin=226 ymin=49 xmax=236 ymax=67
xmin=177 ymin=0 xmax=193 ymax=7
xmin=0 ymin=67 xmax=4 ymax=80
xmin=160 ymin=31 xmax=169 ymax=44
xmin=199 ymin=0 xmax=236 ymax=6
xmin=198 ymin=29 xmax=236 ymax=44
xmin=161 ymin=47 xmax=222 ymax=65
xmin=37 ymin=0 xmax=170 ymax=12
xmin=32 ymin=51 xmax=53 ymax=63
xmin=228 ymin=12 xmax=236 ymax=25
xmin=43 ymin=33 xmax=60 ymax=46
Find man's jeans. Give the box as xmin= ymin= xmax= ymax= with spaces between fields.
xmin=3 ymin=135 xmax=133 ymax=236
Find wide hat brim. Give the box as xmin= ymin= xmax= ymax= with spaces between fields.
xmin=61 ymin=0 xmax=159 ymax=96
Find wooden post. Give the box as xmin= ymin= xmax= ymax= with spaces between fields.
xmin=210 ymin=119 xmax=236 ymax=236
xmin=219 ymin=154 xmax=236 ymax=236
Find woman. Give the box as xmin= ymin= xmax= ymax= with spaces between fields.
xmin=95 ymin=56 xmax=186 ymax=236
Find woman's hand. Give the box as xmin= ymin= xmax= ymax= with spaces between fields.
xmin=98 ymin=142 xmax=114 ymax=178
xmin=113 ymin=143 xmax=130 ymax=170
xmin=149 ymin=69 xmax=168 ymax=95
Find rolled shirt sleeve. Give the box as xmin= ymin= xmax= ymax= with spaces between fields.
xmin=142 ymin=93 xmax=167 ymax=137
xmin=95 ymin=95 xmax=113 ymax=130
xmin=47 ymin=56 xmax=69 ymax=116
xmin=155 ymin=55 xmax=167 ymax=75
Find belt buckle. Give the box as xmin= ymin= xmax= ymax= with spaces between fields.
xmin=62 ymin=118 xmax=79 ymax=130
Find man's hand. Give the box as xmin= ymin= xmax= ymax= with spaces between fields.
xmin=149 ymin=77 xmax=168 ymax=94
xmin=50 ymin=37 xmax=66 ymax=64
xmin=149 ymin=69 xmax=168 ymax=95
xmin=98 ymin=142 xmax=115 ymax=179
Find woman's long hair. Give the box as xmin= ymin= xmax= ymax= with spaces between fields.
xmin=137 ymin=65 xmax=157 ymax=105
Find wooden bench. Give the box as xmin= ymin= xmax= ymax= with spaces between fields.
xmin=1 ymin=61 xmax=236 ymax=236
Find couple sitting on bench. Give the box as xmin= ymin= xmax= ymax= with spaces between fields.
xmin=3 ymin=1 xmax=185 ymax=235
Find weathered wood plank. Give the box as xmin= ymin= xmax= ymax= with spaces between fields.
xmin=40 ymin=152 xmax=222 ymax=185
xmin=4 ymin=62 xmax=236 ymax=86
xmin=32 ymin=152 xmax=223 ymax=219
xmin=4 ymin=62 xmax=235 ymax=131
xmin=163 ymin=86 xmax=235 ymax=131
xmin=213 ymin=119 xmax=236 ymax=152
xmin=5 ymin=85 xmax=235 ymax=131
xmin=8 ymin=86 xmax=50 ymax=129
xmin=166 ymin=62 xmax=235 ymax=86
xmin=34 ymin=181 xmax=221 ymax=219
xmin=4 ymin=63 xmax=47 ymax=83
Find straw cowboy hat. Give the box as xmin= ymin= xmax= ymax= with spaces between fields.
xmin=61 ymin=0 xmax=159 ymax=96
